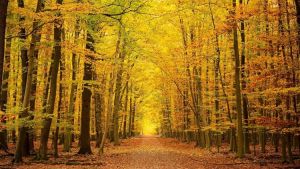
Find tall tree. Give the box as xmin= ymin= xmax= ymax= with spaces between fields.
xmin=233 ymin=0 xmax=244 ymax=158
xmin=239 ymin=0 xmax=250 ymax=154
xmin=19 ymin=0 xmax=41 ymax=155
xmin=14 ymin=0 xmax=45 ymax=163
xmin=0 ymin=0 xmax=8 ymax=92
xmin=122 ymin=74 xmax=130 ymax=138
xmin=78 ymin=32 xmax=94 ymax=154
xmin=38 ymin=0 xmax=63 ymax=160
xmin=64 ymin=18 xmax=80 ymax=152
xmin=53 ymin=55 xmax=66 ymax=158
xmin=295 ymin=0 xmax=300 ymax=44
xmin=99 ymin=72 xmax=115 ymax=154
xmin=94 ymin=73 xmax=105 ymax=147
xmin=112 ymin=26 xmax=126 ymax=146
xmin=0 ymin=0 xmax=9 ymax=152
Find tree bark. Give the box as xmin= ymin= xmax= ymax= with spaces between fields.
xmin=208 ymin=0 xmax=220 ymax=127
xmin=18 ymin=0 xmax=33 ymax=156
xmin=179 ymin=17 xmax=190 ymax=134
xmin=123 ymin=77 xmax=129 ymax=138
xmin=295 ymin=0 xmax=300 ymax=44
xmin=128 ymin=84 xmax=133 ymax=137
xmin=78 ymin=62 xmax=93 ymax=154
xmin=54 ymin=57 xmax=66 ymax=158
xmin=233 ymin=0 xmax=244 ymax=158
xmin=239 ymin=0 xmax=250 ymax=154
xmin=99 ymin=73 xmax=114 ymax=155
xmin=0 ymin=0 xmax=9 ymax=152
xmin=64 ymin=19 xmax=80 ymax=152
xmin=20 ymin=0 xmax=42 ymax=155
xmin=0 ymin=0 xmax=8 ymax=95
xmin=14 ymin=0 xmax=45 ymax=163
xmin=130 ymin=97 xmax=136 ymax=137
xmin=78 ymin=33 xmax=94 ymax=154
xmin=112 ymin=27 xmax=126 ymax=146
xmin=38 ymin=0 xmax=62 ymax=160
xmin=95 ymin=74 xmax=104 ymax=148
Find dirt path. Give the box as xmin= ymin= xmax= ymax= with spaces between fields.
xmin=98 ymin=136 xmax=267 ymax=169
xmin=105 ymin=136 xmax=207 ymax=169
xmin=1 ymin=136 xmax=290 ymax=169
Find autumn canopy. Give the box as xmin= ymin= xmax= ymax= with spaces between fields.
xmin=0 ymin=0 xmax=300 ymax=168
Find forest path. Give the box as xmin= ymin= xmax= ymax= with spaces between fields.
xmin=12 ymin=136 xmax=271 ymax=169
xmin=105 ymin=135 xmax=205 ymax=169
xmin=99 ymin=136 xmax=263 ymax=169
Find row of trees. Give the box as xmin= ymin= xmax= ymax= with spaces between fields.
xmin=1 ymin=0 xmax=300 ymax=165
xmin=157 ymin=0 xmax=300 ymax=163
xmin=0 ymin=0 xmax=146 ymax=163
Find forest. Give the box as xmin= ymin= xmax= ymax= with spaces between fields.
xmin=0 ymin=0 xmax=300 ymax=168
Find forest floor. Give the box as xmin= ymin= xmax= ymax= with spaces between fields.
xmin=0 ymin=136 xmax=300 ymax=169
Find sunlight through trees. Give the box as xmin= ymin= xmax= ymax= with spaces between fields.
xmin=0 ymin=0 xmax=300 ymax=168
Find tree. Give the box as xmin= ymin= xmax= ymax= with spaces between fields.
xmin=239 ymin=0 xmax=250 ymax=154
xmin=0 ymin=0 xmax=9 ymax=152
xmin=1 ymin=0 xmax=300 ymax=165
xmin=64 ymin=17 xmax=80 ymax=152
xmin=94 ymin=73 xmax=105 ymax=147
xmin=14 ymin=0 xmax=45 ymax=163
xmin=78 ymin=32 xmax=94 ymax=154
xmin=232 ymin=0 xmax=244 ymax=158
xmin=295 ymin=0 xmax=300 ymax=43
xmin=112 ymin=26 xmax=126 ymax=146
xmin=38 ymin=0 xmax=63 ymax=160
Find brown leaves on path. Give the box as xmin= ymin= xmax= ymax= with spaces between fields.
xmin=0 ymin=136 xmax=299 ymax=169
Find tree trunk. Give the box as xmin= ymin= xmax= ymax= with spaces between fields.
xmin=78 ymin=32 xmax=94 ymax=154
xmin=26 ymin=23 xmax=42 ymax=157
xmin=128 ymin=85 xmax=133 ymax=137
xmin=282 ymin=133 xmax=287 ymax=163
xmin=113 ymin=64 xmax=123 ymax=145
xmin=21 ymin=0 xmax=42 ymax=155
xmin=208 ymin=0 xmax=220 ymax=129
xmin=0 ymin=0 xmax=8 ymax=152
xmin=14 ymin=0 xmax=45 ymax=163
xmin=38 ymin=0 xmax=62 ymax=160
xmin=112 ymin=27 xmax=126 ymax=146
xmin=18 ymin=0 xmax=27 ymax=102
xmin=54 ymin=57 xmax=66 ymax=158
xmin=295 ymin=0 xmax=300 ymax=44
xmin=240 ymin=0 xmax=250 ymax=154
xmin=78 ymin=63 xmax=93 ymax=154
xmin=179 ymin=17 xmax=191 ymax=135
xmin=123 ymin=77 xmax=129 ymax=138
xmin=94 ymin=74 xmax=104 ymax=148
xmin=64 ymin=19 xmax=79 ymax=152
xmin=233 ymin=0 xmax=244 ymax=158
xmin=0 ymin=36 xmax=10 ymax=153
xmin=99 ymin=73 xmax=114 ymax=155
xmin=13 ymin=26 xmax=35 ymax=163
xmin=0 ymin=0 xmax=8 ymax=94
xmin=205 ymin=57 xmax=211 ymax=149
xmin=132 ymin=97 xmax=136 ymax=136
